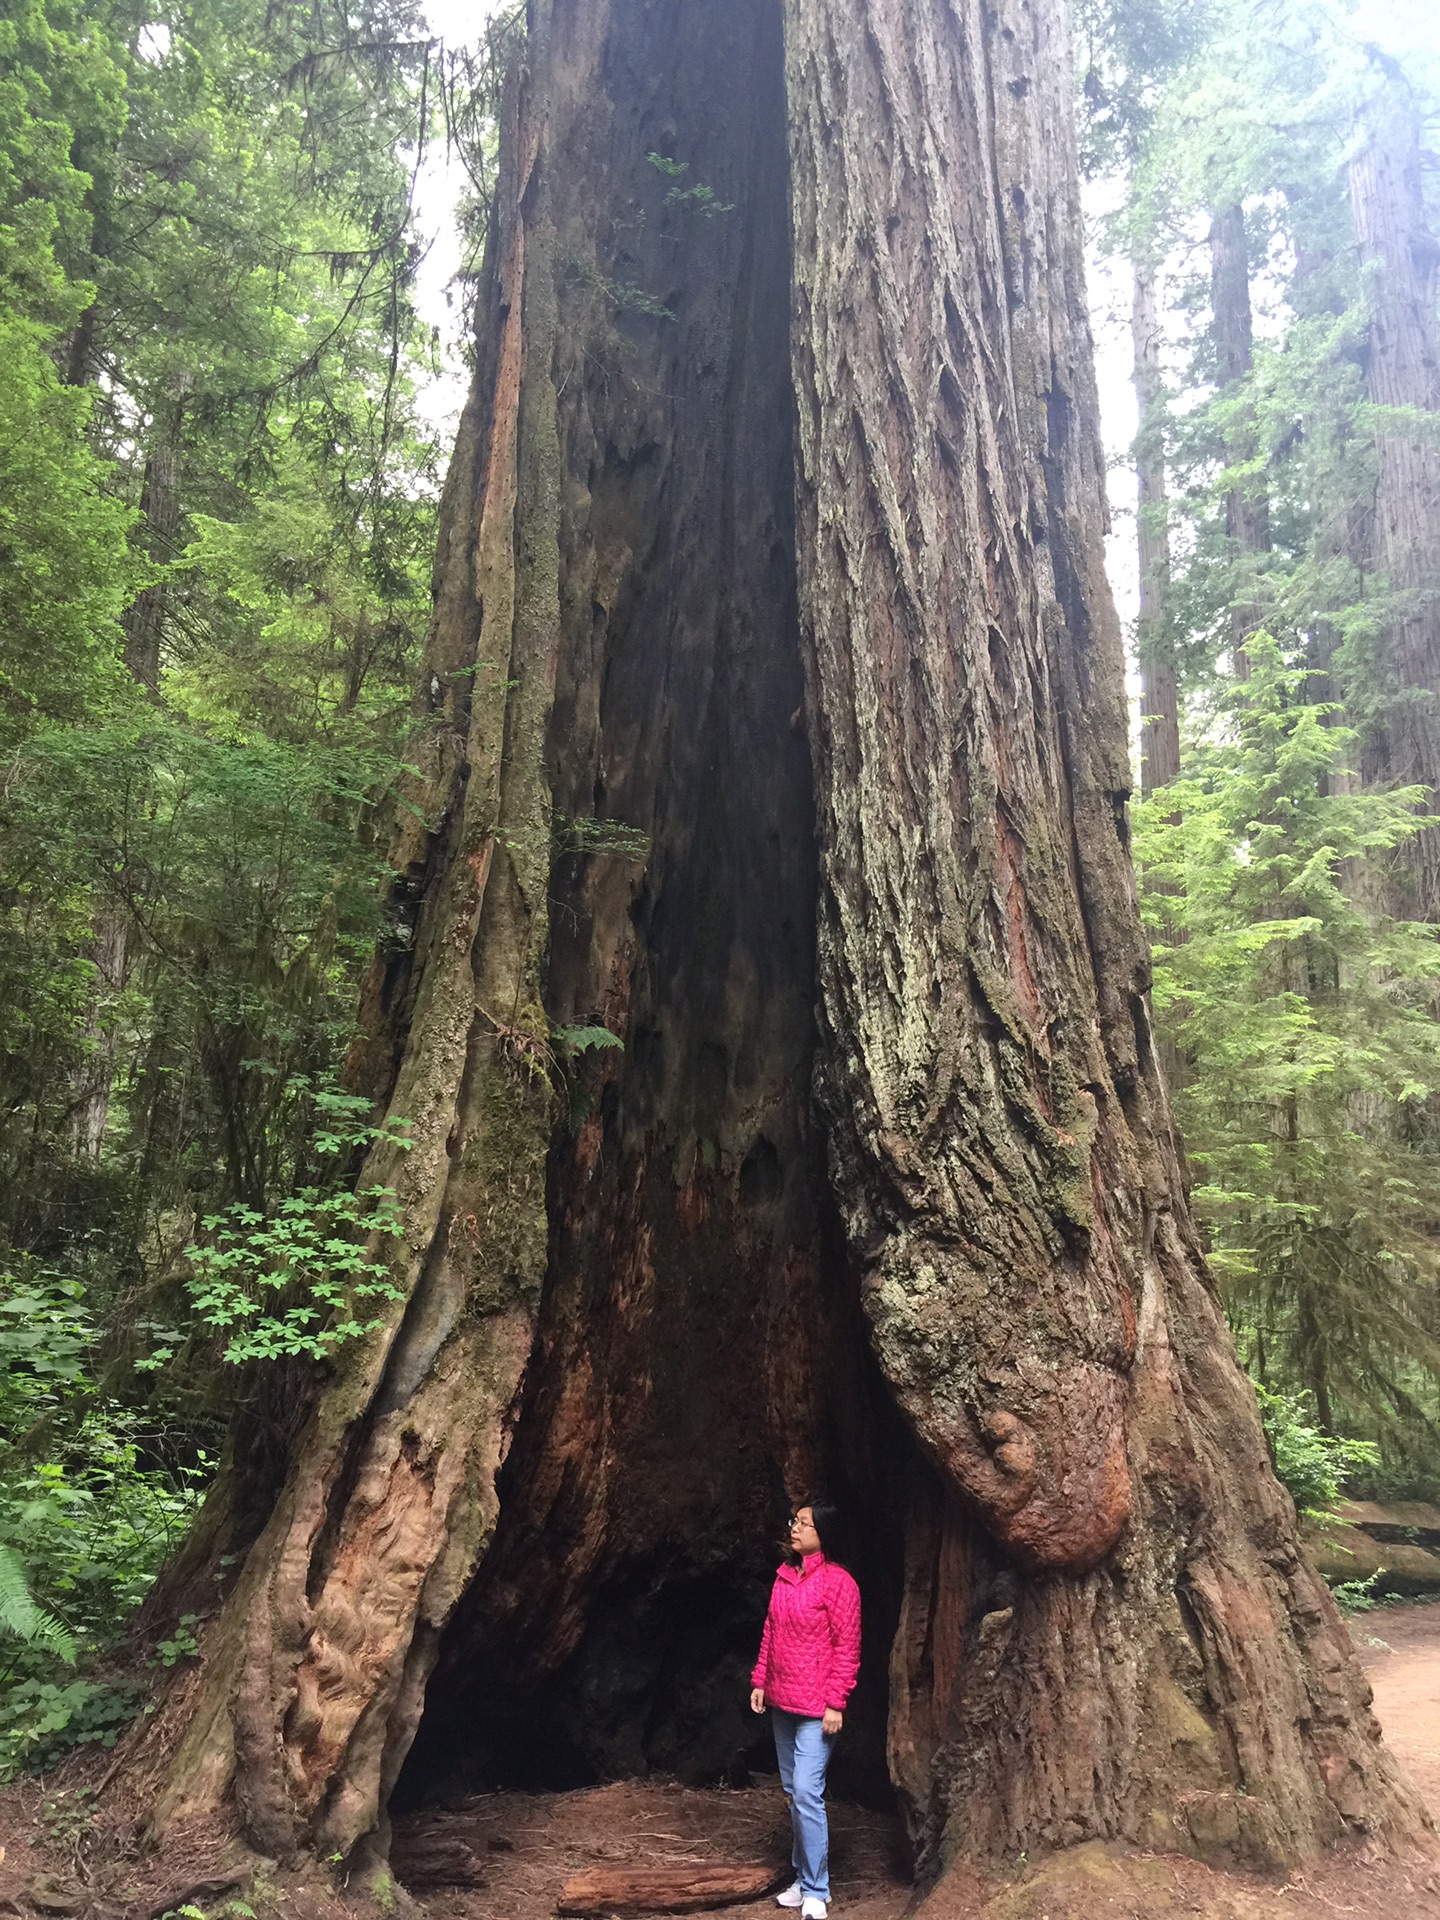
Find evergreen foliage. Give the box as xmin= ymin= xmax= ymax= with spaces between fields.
xmin=1134 ymin=643 xmax=1440 ymax=1453
xmin=1095 ymin=0 xmax=1440 ymax=1487
xmin=0 ymin=0 xmax=439 ymax=1259
xmin=0 ymin=0 xmax=451 ymax=1766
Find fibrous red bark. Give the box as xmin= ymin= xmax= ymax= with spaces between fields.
xmin=130 ymin=0 xmax=1429 ymax=1889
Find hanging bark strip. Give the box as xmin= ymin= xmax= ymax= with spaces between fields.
xmin=146 ymin=15 xmax=563 ymax=1861
xmin=1131 ymin=252 xmax=1179 ymax=796
xmin=784 ymin=0 xmax=1424 ymax=1868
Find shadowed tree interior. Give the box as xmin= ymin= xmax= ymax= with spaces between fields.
xmin=397 ymin=0 xmax=905 ymax=1807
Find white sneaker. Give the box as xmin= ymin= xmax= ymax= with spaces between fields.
xmin=801 ymin=1901 xmax=827 ymax=1920
xmin=775 ymin=1888 xmax=804 ymax=1910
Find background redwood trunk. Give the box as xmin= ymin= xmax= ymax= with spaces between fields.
xmin=1349 ymin=69 xmax=1440 ymax=919
xmin=1209 ymin=201 xmax=1270 ymax=675
xmin=133 ymin=0 xmax=1428 ymax=1886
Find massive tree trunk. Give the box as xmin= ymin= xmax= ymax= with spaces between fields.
xmin=1349 ymin=68 xmax=1440 ymax=920
xmin=1131 ymin=252 xmax=1179 ymax=796
xmin=130 ymin=0 xmax=1428 ymax=1889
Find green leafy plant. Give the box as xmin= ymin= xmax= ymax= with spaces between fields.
xmin=550 ymin=1025 xmax=625 ymax=1056
xmin=1328 ymin=1568 xmax=1387 ymax=1614
xmin=0 ymin=1675 xmax=143 ymax=1775
xmin=166 ymin=1085 xmax=411 ymax=1367
xmin=154 ymin=1613 xmax=201 ymax=1667
xmin=157 ymin=1895 xmax=256 ymax=1919
xmin=0 ymin=1544 xmax=75 ymax=1663
xmin=0 ymin=1264 xmax=203 ymax=1776
xmin=645 ymin=151 xmax=734 ymax=216
xmin=1255 ymin=1385 xmax=1380 ymax=1521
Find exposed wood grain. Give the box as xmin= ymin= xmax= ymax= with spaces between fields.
xmin=557 ymin=1863 xmax=785 ymax=1915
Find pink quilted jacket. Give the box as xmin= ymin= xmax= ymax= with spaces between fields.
xmin=751 ymin=1554 xmax=861 ymax=1717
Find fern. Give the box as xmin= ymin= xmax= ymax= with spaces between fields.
xmin=0 ymin=1545 xmax=76 ymax=1665
xmin=551 ymin=1024 xmax=625 ymax=1054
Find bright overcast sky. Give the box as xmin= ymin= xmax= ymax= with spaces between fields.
xmin=408 ymin=0 xmax=504 ymax=439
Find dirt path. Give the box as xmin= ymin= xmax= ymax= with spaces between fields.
xmin=1356 ymin=1596 xmax=1440 ymax=1813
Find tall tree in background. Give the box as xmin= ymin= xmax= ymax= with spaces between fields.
xmin=1208 ymin=197 xmax=1270 ymax=671
xmin=1117 ymin=6 xmax=1440 ymax=1476
xmin=118 ymin=0 xmax=1427 ymax=1887
xmin=0 ymin=0 xmax=440 ymax=1260
xmin=1074 ymin=0 xmax=1206 ymax=790
xmin=1349 ymin=55 xmax=1440 ymax=919
xmin=1134 ymin=249 xmax=1180 ymax=791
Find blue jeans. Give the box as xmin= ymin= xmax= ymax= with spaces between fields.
xmin=771 ymin=1709 xmax=834 ymax=1901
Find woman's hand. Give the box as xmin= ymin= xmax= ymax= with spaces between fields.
xmin=750 ymin=1687 xmax=766 ymax=1714
xmin=822 ymin=1708 xmax=843 ymax=1736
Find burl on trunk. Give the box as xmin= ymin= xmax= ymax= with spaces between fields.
xmin=134 ymin=0 xmax=1427 ymax=1888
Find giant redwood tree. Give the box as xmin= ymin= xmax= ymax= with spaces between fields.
xmin=129 ymin=0 xmax=1428 ymax=1890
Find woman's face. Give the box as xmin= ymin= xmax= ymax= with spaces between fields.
xmin=789 ymin=1507 xmax=822 ymax=1555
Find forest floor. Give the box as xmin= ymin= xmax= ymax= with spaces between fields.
xmin=0 ymin=1602 xmax=1437 ymax=1920
xmin=401 ymin=1599 xmax=1440 ymax=1920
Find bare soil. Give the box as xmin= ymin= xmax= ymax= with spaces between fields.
xmin=1355 ymin=1598 xmax=1440 ymax=1811
xmin=0 ymin=1601 xmax=1437 ymax=1919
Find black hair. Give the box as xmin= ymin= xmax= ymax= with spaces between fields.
xmin=802 ymin=1499 xmax=847 ymax=1565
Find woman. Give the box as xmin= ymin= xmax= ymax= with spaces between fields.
xmin=749 ymin=1502 xmax=861 ymax=1920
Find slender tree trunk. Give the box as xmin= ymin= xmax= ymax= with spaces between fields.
xmin=1132 ymin=252 xmax=1179 ymax=796
xmin=127 ymin=0 xmax=1428 ymax=1888
xmin=1349 ymin=68 xmax=1440 ymax=920
xmin=1129 ymin=249 xmax=1186 ymax=1094
xmin=67 ymin=422 xmax=184 ymax=1160
xmin=122 ymin=431 xmax=182 ymax=689
xmin=1210 ymin=201 xmax=1270 ymax=676
xmin=66 ymin=908 xmax=128 ymax=1162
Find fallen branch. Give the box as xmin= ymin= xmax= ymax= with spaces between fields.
xmin=557 ymin=1862 xmax=786 ymax=1914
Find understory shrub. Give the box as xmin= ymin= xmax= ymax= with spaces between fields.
xmin=1255 ymin=1382 xmax=1380 ymax=1520
xmin=0 ymin=1264 xmax=205 ymax=1775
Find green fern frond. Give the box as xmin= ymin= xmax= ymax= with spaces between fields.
xmin=0 ymin=1545 xmax=76 ymax=1664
